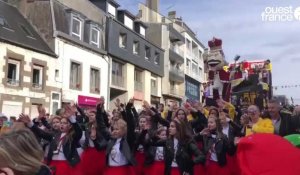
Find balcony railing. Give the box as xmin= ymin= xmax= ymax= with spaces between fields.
xmin=134 ymin=81 xmax=143 ymax=92
xmin=70 ymin=83 xmax=81 ymax=90
xmin=170 ymin=44 xmax=184 ymax=57
xmin=151 ymin=86 xmax=158 ymax=96
xmin=170 ymin=67 xmax=184 ymax=77
xmin=32 ymin=83 xmax=43 ymax=90
xmin=111 ymin=74 xmax=124 ymax=88
xmin=7 ymin=79 xmax=20 ymax=86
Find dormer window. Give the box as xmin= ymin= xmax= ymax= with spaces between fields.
xmin=90 ymin=26 xmax=100 ymax=48
xmin=107 ymin=3 xmax=116 ymax=17
xmin=140 ymin=26 xmax=145 ymax=36
xmin=71 ymin=15 xmax=82 ymax=40
xmin=0 ymin=16 xmax=11 ymax=30
xmin=124 ymin=15 xmax=133 ymax=30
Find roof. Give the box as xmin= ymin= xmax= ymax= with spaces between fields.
xmin=118 ymin=9 xmax=136 ymax=20
xmin=107 ymin=0 xmax=120 ymax=8
xmin=0 ymin=0 xmax=56 ymax=57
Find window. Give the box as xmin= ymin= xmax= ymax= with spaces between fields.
xmin=186 ymin=59 xmax=190 ymax=67
xmin=55 ymin=69 xmax=59 ymax=80
xmin=133 ymin=41 xmax=139 ymax=55
xmin=71 ymin=16 xmax=82 ymax=40
xmin=112 ymin=61 xmax=123 ymax=77
xmin=32 ymin=65 xmax=43 ymax=90
xmin=199 ymin=67 xmax=202 ymax=77
xmin=154 ymin=52 xmax=160 ymax=65
xmin=111 ymin=60 xmax=124 ymax=87
xmin=51 ymin=93 xmax=61 ymax=115
xmin=124 ymin=15 xmax=133 ymax=30
xmin=119 ymin=33 xmax=127 ymax=49
xmin=199 ymin=50 xmax=202 ymax=59
xmin=186 ymin=59 xmax=191 ymax=74
xmin=140 ymin=26 xmax=145 ymax=36
xmin=186 ymin=39 xmax=191 ymax=53
xmin=7 ymin=59 xmax=20 ymax=86
xmin=145 ymin=46 xmax=151 ymax=60
xmin=90 ymin=26 xmax=100 ymax=48
xmin=90 ymin=68 xmax=100 ymax=93
xmin=0 ymin=16 xmax=10 ymax=29
xmin=151 ymin=78 xmax=157 ymax=95
xmin=134 ymin=69 xmax=143 ymax=91
xmin=19 ymin=24 xmax=34 ymax=39
xmin=107 ymin=3 xmax=116 ymax=17
xmin=70 ymin=62 xmax=81 ymax=90
xmin=151 ymin=79 xmax=156 ymax=87
xmin=192 ymin=63 xmax=198 ymax=76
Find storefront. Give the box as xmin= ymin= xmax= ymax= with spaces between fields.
xmin=77 ymin=95 xmax=101 ymax=109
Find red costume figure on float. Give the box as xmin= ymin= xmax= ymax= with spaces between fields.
xmin=204 ymin=37 xmax=231 ymax=102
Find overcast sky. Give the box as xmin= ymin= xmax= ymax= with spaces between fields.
xmin=117 ymin=0 xmax=300 ymax=104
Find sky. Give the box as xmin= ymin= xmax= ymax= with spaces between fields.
xmin=117 ymin=0 xmax=300 ymax=104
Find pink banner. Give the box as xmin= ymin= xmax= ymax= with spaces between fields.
xmin=78 ymin=95 xmax=100 ymax=106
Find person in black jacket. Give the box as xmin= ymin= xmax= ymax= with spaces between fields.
xmin=97 ymin=98 xmax=137 ymax=175
xmin=196 ymin=115 xmax=232 ymax=175
xmin=0 ymin=129 xmax=51 ymax=175
xmin=150 ymin=119 xmax=205 ymax=175
xmin=134 ymin=101 xmax=170 ymax=175
xmin=19 ymin=104 xmax=83 ymax=175
xmin=268 ymin=99 xmax=299 ymax=136
xmin=78 ymin=100 xmax=107 ymax=175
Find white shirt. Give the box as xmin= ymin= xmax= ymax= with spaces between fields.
xmin=222 ymin=124 xmax=230 ymax=137
xmin=209 ymin=134 xmax=218 ymax=162
xmin=108 ymin=138 xmax=128 ymax=166
xmin=52 ymin=133 xmax=67 ymax=161
xmin=155 ymin=146 xmax=164 ymax=161
xmin=171 ymin=138 xmax=179 ymax=167
xmin=137 ymin=144 xmax=144 ymax=153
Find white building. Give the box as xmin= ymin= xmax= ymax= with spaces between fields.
xmin=0 ymin=1 xmax=60 ymax=117
xmin=11 ymin=0 xmax=110 ymax=110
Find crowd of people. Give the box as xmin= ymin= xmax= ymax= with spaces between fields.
xmin=0 ymin=97 xmax=300 ymax=175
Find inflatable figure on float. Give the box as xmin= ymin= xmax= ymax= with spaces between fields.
xmin=203 ymin=37 xmax=231 ymax=105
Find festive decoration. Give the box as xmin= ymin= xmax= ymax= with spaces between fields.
xmin=284 ymin=134 xmax=300 ymax=148
xmin=203 ymin=37 xmax=231 ymax=101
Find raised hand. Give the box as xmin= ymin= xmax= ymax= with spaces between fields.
xmin=114 ymin=98 xmax=121 ymax=109
xmin=200 ymin=128 xmax=210 ymax=136
xmin=63 ymin=104 xmax=77 ymax=118
xmin=37 ymin=105 xmax=46 ymax=119
xmin=142 ymin=100 xmax=150 ymax=110
xmin=97 ymin=97 xmax=105 ymax=110
xmin=0 ymin=168 xmax=15 ymax=175
xmin=128 ymin=97 xmax=134 ymax=105
xmin=19 ymin=113 xmax=31 ymax=125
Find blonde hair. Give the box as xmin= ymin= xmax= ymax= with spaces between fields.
xmin=112 ymin=119 xmax=127 ymax=136
xmin=49 ymin=115 xmax=62 ymax=124
xmin=0 ymin=129 xmax=44 ymax=175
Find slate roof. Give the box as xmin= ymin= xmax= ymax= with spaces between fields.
xmin=0 ymin=0 xmax=56 ymax=57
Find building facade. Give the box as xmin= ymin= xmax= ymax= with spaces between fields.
xmin=0 ymin=1 xmax=59 ymax=117
xmin=10 ymin=0 xmax=109 ymax=110
xmin=138 ymin=1 xmax=205 ymax=105
xmin=91 ymin=0 xmax=164 ymax=110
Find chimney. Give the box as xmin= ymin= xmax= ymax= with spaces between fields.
xmin=168 ymin=11 xmax=176 ymax=19
xmin=146 ymin=0 xmax=159 ymax=12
